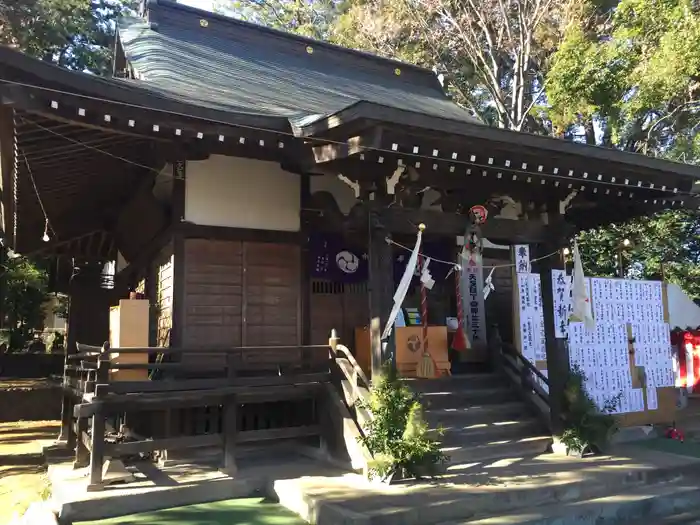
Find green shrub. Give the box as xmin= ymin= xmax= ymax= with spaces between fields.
xmin=561 ymin=365 xmax=621 ymax=456
xmin=357 ymin=363 xmax=447 ymax=481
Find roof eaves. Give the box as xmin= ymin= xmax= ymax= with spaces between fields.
xmin=0 ymin=47 xmax=291 ymax=133
xmin=331 ymin=103 xmax=700 ymax=179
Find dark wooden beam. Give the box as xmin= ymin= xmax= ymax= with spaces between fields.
xmin=178 ymin=222 xmax=303 ymax=244
xmin=0 ymin=105 xmax=16 ymax=248
xmin=323 ymin=204 xmax=573 ymax=243
xmin=310 ymin=127 xmax=382 ymax=164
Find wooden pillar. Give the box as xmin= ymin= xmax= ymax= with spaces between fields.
xmin=66 ymin=264 xmax=110 ymax=353
xmin=534 ymin=237 xmax=569 ymax=436
xmin=222 ymin=352 xmax=237 ymax=475
xmin=300 ymin=173 xmax=311 ymax=346
xmin=368 ymin=208 xmax=395 ymax=376
xmin=166 ymin=161 xmax=187 ymax=454
xmin=170 ymin=160 xmax=186 ymax=348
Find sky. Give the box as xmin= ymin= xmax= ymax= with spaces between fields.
xmin=178 ymin=0 xmax=215 ymax=10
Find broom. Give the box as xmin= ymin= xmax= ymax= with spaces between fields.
xmin=417 ymin=252 xmax=437 ymax=379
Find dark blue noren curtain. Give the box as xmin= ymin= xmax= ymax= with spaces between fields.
xmin=308 ymin=233 xmax=369 ymax=283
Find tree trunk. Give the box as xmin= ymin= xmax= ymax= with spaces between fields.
xmin=583 ymin=119 xmax=596 ymax=145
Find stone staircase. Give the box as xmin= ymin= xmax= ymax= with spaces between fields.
xmin=406 ymin=373 xmax=552 ymax=468
xmin=273 ymin=370 xmax=700 ymax=525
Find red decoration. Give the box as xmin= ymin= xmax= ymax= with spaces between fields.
xmin=452 ymin=262 xmax=469 ymax=351
xmin=665 ymin=425 xmax=685 ymax=443
xmin=469 ymin=205 xmax=488 ymax=225
xmin=672 ymin=330 xmax=700 ymax=393
xmin=420 ymin=254 xmax=429 ymax=355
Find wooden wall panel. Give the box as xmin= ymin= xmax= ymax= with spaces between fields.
xmin=181 ymin=239 xmax=299 ymax=348
xmin=483 ymin=251 xmax=514 ymax=343
xmin=182 ymin=239 xmax=243 ymax=347
xmin=310 ymin=281 xmax=368 ymax=349
xmin=156 ymin=243 xmax=174 ymax=347
xmin=244 ymin=242 xmax=300 ymax=346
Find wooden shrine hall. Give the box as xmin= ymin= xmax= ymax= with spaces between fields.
xmin=1 ymin=0 xmax=700 ymax=489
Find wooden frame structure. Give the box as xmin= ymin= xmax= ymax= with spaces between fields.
xmin=62 ymin=342 xmax=331 ymax=489
xmin=1 ymin=0 xmax=700 ymax=468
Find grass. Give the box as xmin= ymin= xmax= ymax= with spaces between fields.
xmin=76 ymin=498 xmax=307 ymax=525
xmin=632 ymin=437 xmax=700 ymax=459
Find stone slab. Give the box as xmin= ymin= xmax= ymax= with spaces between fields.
xmin=273 ymin=445 xmax=700 ymax=525
xmin=49 ymin=451 xmax=341 ymax=523
xmin=459 ymin=481 xmax=700 ymax=525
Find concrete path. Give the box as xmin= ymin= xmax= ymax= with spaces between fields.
xmin=75 ymin=498 xmax=306 ymax=525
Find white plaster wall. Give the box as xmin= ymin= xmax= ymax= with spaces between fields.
xmin=667 ymin=282 xmax=700 ymax=329
xmin=185 ymin=156 xmax=300 ymax=231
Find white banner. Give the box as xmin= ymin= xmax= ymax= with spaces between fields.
xmin=382 ymin=230 xmax=423 ymax=340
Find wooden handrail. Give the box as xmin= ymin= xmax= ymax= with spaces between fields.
xmin=328 ymin=330 xmax=373 ymax=430
xmin=502 ymin=342 xmax=549 ymax=386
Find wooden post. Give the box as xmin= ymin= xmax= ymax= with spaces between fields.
xmin=58 ymin=345 xmax=71 ymax=442
xmin=329 ymin=329 xmax=339 ymax=355
xmin=87 ymin=384 xmax=107 ymax=491
xmin=370 ymin=317 xmax=382 ymax=380
xmin=535 ymin=242 xmax=569 ymax=437
xmin=368 ymin=208 xmax=395 ymax=376
xmin=97 ymin=341 xmax=110 ymax=384
xmin=73 ymin=416 xmax=89 ymax=469
xmin=222 ymin=351 xmax=237 ymax=475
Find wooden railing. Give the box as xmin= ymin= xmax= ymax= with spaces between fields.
xmin=60 ymin=342 xmax=331 ymax=491
xmin=489 ymin=326 xmax=551 ymax=429
xmin=329 ymin=329 xmax=373 ymax=430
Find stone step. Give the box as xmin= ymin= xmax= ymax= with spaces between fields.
xmin=273 ymin=452 xmax=700 ymax=525
xmin=419 ymin=387 xmax=517 ymax=410
xmin=437 ymin=418 xmax=545 ymax=446
xmin=443 ymin=480 xmax=700 ymax=525
xmin=425 ymin=402 xmax=533 ymax=426
xmin=443 ymin=435 xmax=552 ymax=466
xmin=655 ymin=509 xmax=700 ymax=525
xmin=405 ymin=374 xmax=503 ymax=393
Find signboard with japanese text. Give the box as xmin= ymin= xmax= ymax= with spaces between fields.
xmin=462 ymin=251 xmax=487 ymax=347
xmin=546 ymin=272 xmax=674 ymax=417
xmin=514 ymin=244 xmax=531 ymax=274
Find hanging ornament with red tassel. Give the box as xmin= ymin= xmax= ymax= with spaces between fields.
xmin=452 ymin=260 xmax=470 ymax=352
xmin=417 ymin=252 xmax=437 ymax=379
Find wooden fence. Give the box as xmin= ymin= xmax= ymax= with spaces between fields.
xmin=60 ymin=342 xmax=332 ymax=490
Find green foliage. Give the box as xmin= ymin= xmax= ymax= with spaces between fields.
xmin=0 ymin=0 xmax=137 ymax=74
xmin=358 ymin=363 xmax=446 ymax=480
xmin=547 ymin=0 xmax=700 ymax=156
xmin=577 ymin=211 xmax=700 ymax=298
xmin=49 ymin=330 xmax=65 ymax=352
xmin=1 ymin=254 xmax=50 ymax=350
xmin=561 ymin=365 xmax=621 ymax=455
xmin=52 ymin=294 xmax=70 ymax=320
xmin=214 ymin=0 xmax=341 ymax=39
